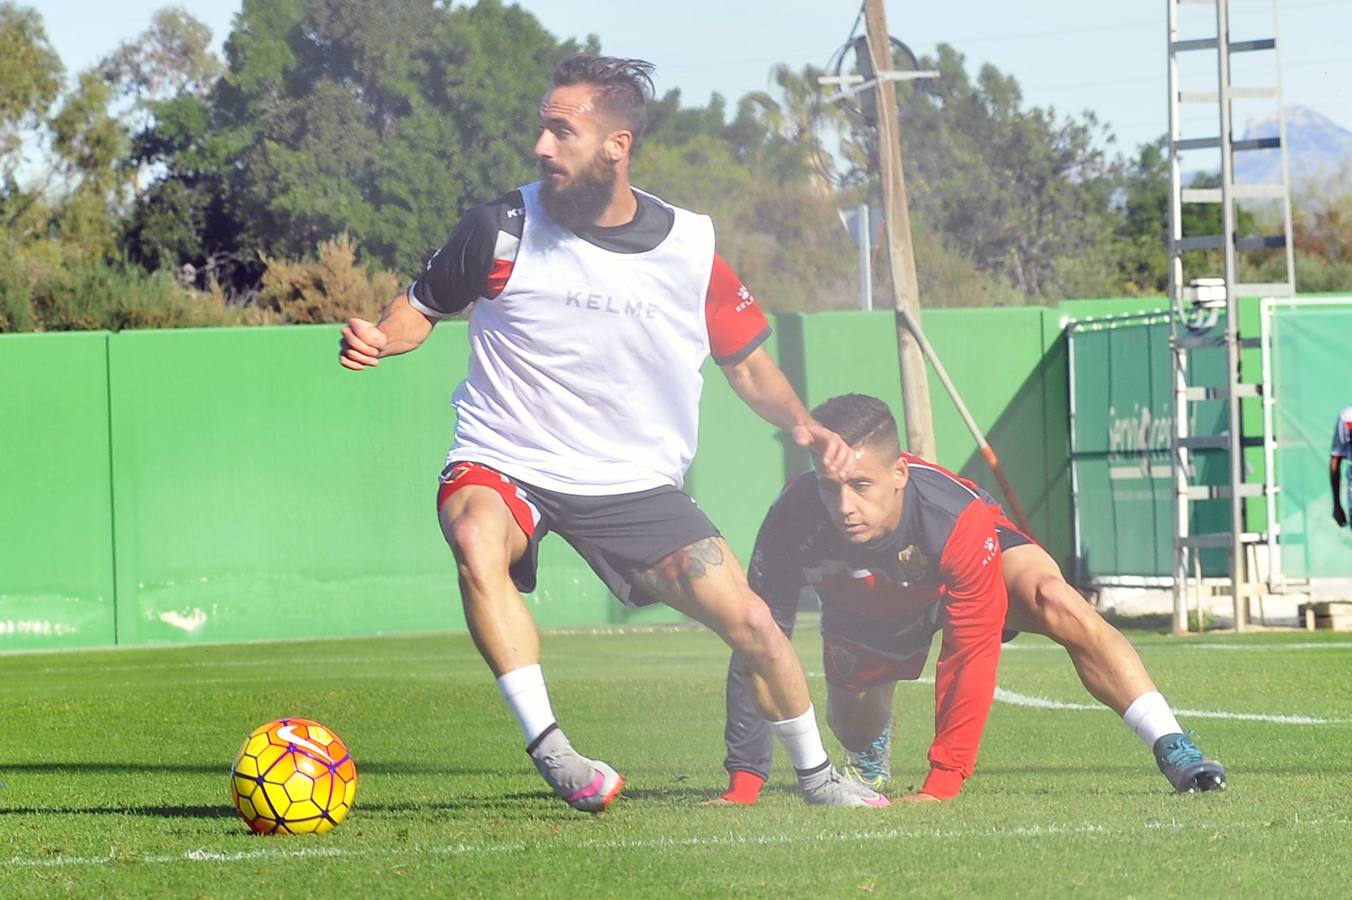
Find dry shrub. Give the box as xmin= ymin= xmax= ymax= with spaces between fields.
xmin=0 ymin=234 xmax=251 ymax=332
xmin=257 ymin=232 xmax=399 ymax=324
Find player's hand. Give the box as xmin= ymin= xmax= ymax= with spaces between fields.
xmin=793 ymin=421 xmax=855 ymax=480
xmin=898 ymin=791 xmax=942 ymax=803
xmin=339 ymin=317 xmax=387 ymax=370
xmin=1335 ymin=505 xmax=1347 ymax=527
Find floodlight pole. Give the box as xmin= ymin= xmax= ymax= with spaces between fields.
xmin=863 ymin=0 xmax=936 ymax=460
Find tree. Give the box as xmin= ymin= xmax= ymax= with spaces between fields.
xmin=733 ymin=63 xmax=844 ymax=194
xmin=124 ymin=0 xmax=585 ymax=292
xmin=1115 ymin=136 xmax=1269 ymax=296
xmin=1291 ymin=162 xmax=1352 ymax=272
xmin=99 ymin=7 xmax=222 ymax=130
xmin=47 ymin=69 xmax=132 ymax=256
xmin=0 ymin=3 xmax=63 ymax=192
xmin=835 ymin=44 xmax=1122 ymax=302
xmin=638 ymin=86 xmax=857 ymax=313
xmin=1112 ymin=137 xmax=1170 ymax=294
xmin=1237 ymin=161 xmax=1352 ymax=292
xmin=99 ymin=6 xmax=222 ymax=194
xmin=200 ymin=0 xmax=575 ymax=276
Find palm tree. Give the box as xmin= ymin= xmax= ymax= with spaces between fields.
xmin=740 ymin=63 xmax=847 ymax=197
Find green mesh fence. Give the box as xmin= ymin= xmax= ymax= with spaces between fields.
xmin=1068 ymin=312 xmax=1232 ymax=583
xmin=1068 ymin=314 xmax=1174 ymax=581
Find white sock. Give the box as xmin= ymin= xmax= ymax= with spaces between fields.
xmin=496 ymin=664 xmax=556 ymax=746
xmin=771 ymin=704 xmax=830 ymax=772
xmin=1122 ymin=691 xmax=1183 ymax=748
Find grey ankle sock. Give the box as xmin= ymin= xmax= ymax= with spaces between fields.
xmin=795 ymin=760 xmax=833 ymax=791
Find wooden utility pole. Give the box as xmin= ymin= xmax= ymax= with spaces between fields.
xmin=863 ymin=0 xmax=935 ymax=459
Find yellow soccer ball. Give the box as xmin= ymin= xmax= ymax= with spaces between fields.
xmin=230 ymin=718 xmax=358 ymax=835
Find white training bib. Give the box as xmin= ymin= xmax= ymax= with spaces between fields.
xmin=448 ymin=182 xmax=716 ymax=495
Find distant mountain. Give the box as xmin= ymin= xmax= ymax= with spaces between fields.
xmin=1234 ymin=106 xmax=1352 ymax=186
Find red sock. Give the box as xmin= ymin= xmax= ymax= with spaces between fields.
xmin=720 ymin=770 xmax=766 ymax=805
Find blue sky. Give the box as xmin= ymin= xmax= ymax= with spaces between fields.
xmin=34 ymin=0 xmax=1352 ymax=159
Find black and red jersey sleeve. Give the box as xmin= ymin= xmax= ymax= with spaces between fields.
xmin=408 ymin=190 xmax=524 ymax=318
xmin=901 ymin=452 xmax=1000 ymax=507
xmin=923 ymin=499 xmax=1007 ymax=800
xmin=705 ymin=253 xmax=771 ymax=365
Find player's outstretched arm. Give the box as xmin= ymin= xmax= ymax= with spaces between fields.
xmin=922 ymin=509 xmax=1009 ymax=801
xmin=338 ymin=292 xmax=436 ymax=370
xmin=720 ymin=346 xmax=854 ymax=479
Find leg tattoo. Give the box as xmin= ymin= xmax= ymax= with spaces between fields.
xmin=633 ymin=537 xmax=725 ymax=602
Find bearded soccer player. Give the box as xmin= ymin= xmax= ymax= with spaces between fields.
xmin=717 ymin=394 xmax=1227 ymax=804
xmin=338 ymin=56 xmax=887 ymax=811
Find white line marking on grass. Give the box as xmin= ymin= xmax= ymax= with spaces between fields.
xmin=2 ymin=845 xmax=352 ymax=868
xmin=176 ymin=846 xmax=347 ymax=863
xmin=1189 ymin=642 xmax=1352 ymax=651
xmin=3 ymin=848 xmax=117 ymax=868
xmin=5 ymin=817 xmax=1349 ymax=869
xmin=809 ymin=673 xmax=1350 ymax=725
xmin=1167 ymin=707 xmax=1349 ymax=725
xmin=991 ymin=684 xmax=1348 ymax=726
xmin=1003 ymin=641 xmax=1352 ymax=653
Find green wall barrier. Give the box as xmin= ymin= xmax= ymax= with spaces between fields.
xmin=103 ymin=324 xmax=665 ymax=645
xmin=105 ymin=325 xmax=463 ymax=645
xmin=924 ymin=307 xmax=1071 ymax=560
xmin=1270 ymin=302 xmax=1352 ymax=579
xmin=9 ymin=297 xmax=1302 ymax=653
xmin=0 ymin=333 xmax=118 ymax=650
xmin=2 ymin=306 xmax=1077 ymax=651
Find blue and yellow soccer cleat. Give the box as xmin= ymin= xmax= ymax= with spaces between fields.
xmin=840 ymin=763 xmax=888 ymax=792
xmin=1154 ymin=732 xmax=1227 ymax=793
xmin=842 ymin=724 xmax=892 ymax=792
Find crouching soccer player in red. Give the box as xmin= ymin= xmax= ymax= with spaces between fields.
xmin=717 ymin=393 xmax=1227 ymax=803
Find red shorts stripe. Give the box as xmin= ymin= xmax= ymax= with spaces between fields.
xmin=436 ymin=462 xmax=537 ymax=539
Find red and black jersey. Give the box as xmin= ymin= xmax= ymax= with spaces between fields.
xmin=408 ymin=189 xmax=771 ymax=365
xmin=728 ymin=453 xmax=1010 ymax=799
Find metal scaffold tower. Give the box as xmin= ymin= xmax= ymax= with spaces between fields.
xmin=1166 ymin=0 xmax=1296 ymax=631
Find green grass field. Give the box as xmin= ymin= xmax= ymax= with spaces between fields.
xmin=1 ymin=623 xmax=1349 ymax=897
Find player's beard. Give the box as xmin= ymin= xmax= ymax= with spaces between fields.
xmin=539 ymin=149 xmax=617 ymax=229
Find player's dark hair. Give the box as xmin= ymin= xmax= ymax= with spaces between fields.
xmin=812 ymin=393 xmax=901 ymax=457
xmin=551 ymin=53 xmax=655 ymax=148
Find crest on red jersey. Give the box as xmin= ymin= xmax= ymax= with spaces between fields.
xmin=897 ymin=544 xmax=930 ymax=580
